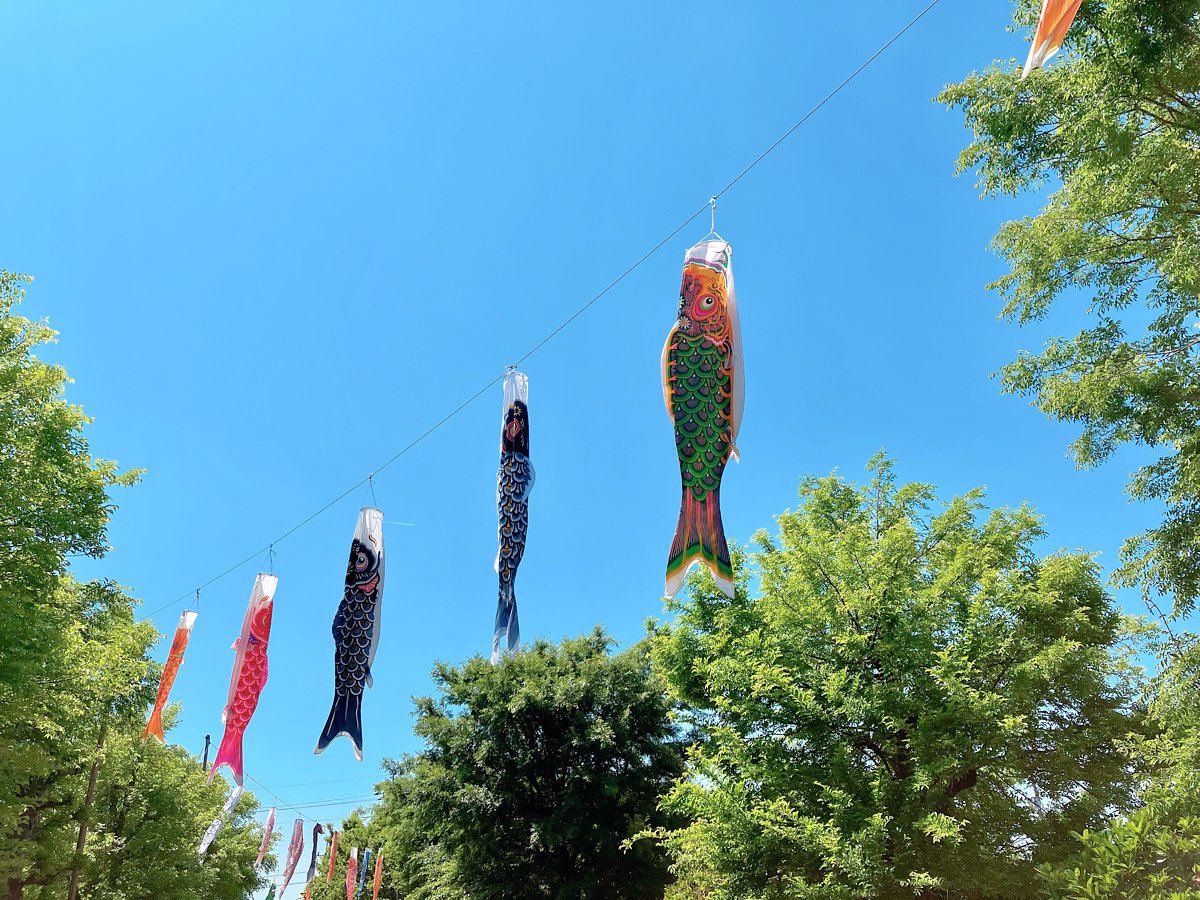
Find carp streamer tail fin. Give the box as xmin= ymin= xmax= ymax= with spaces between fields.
xmin=491 ymin=586 xmax=520 ymax=664
xmin=666 ymin=489 xmax=734 ymax=600
xmin=315 ymin=692 xmax=364 ymax=761
xmin=209 ymin=729 xmax=244 ymax=785
xmin=143 ymin=707 xmax=165 ymax=744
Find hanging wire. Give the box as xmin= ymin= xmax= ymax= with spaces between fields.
xmin=139 ymin=0 xmax=946 ymax=622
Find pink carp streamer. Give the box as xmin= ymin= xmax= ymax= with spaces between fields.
xmin=280 ymin=818 xmax=305 ymax=894
xmin=1022 ymin=0 xmax=1083 ymax=77
xmin=372 ymin=850 xmax=384 ymax=900
xmin=255 ymin=807 xmax=276 ymax=867
xmin=345 ymin=847 xmax=358 ymax=900
xmin=208 ymin=573 xmax=277 ymax=786
xmin=143 ymin=609 xmax=198 ymax=743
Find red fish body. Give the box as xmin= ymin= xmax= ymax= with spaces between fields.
xmin=209 ymin=573 xmax=277 ymax=786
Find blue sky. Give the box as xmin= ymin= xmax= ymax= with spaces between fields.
xmin=2 ymin=1 xmax=1167 ymax=896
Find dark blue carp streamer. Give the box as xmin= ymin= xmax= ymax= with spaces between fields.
xmin=306 ymin=822 xmax=324 ymax=884
xmin=494 ymin=370 xmax=534 ymax=663
xmin=316 ymin=507 xmax=385 ymax=760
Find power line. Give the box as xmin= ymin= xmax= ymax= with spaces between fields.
xmin=138 ymin=0 xmax=945 ymax=621
xmin=243 ymin=772 xmax=379 ymax=820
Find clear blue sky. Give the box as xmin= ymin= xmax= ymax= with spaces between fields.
xmin=2 ymin=2 xmax=1165 ymax=896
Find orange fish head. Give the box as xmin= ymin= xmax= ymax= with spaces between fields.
xmin=677 ymin=262 xmax=730 ymax=342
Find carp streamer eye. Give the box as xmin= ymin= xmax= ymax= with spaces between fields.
xmin=356 ymin=551 xmax=369 ymax=570
xmin=694 ymin=295 xmax=717 ymax=318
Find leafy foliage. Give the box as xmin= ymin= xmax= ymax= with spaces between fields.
xmin=0 ymin=272 xmax=265 ymax=899
xmin=649 ymin=456 xmax=1143 ymax=899
xmin=1039 ymin=634 xmax=1200 ymax=899
xmin=371 ymin=631 xmax=685 ymax=900
xmin=938 ymin=0 xmax=1200 ymax=611
xmin=305 ymin=810 xmax=381 ymax=900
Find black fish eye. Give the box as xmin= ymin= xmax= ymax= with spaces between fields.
xmin=356 ymin=552 xmax=368 ymax=569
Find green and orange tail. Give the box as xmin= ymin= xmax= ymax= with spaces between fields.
xmin=665 ymin=489 xmax=734 ymax=599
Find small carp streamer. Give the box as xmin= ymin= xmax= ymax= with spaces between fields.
xmin=143 ymin=609 xmax=198 ymax=743
xmin=316 ymin=508 xmax=385 ymax=760
xmin=662 ymin=238 xmax=743 ymax=599
xmin=345 ymin=847 xmax=358 ymax=900
xmin=327 ymin=830 xmax=339 ymax=881
xmin=198 ymin=785 xmax=244 ymax=857
xmin=1022 ymin=0 xmax=1083 ymax=77
xmin=265 ymin=885 xmax=277 ymax=900
xmin=281 ymin=818 xmax=305 ymax=895
xmin=494 ymin=370 xmax=534 ymax=663
xmin=372 ymin=850 xmax=384 ymax=900
xmin=306 ymin=822 xmax=325 ymax=883
xmin=358 ymin=848 xmax=372 ymax=896
xmin=255 ymin=806 xmax=276 ymax=867
xmin=209 ymin=573 xmax=277 ymax=786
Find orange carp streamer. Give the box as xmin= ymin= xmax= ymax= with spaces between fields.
xmin=327 ymin=831 xmax=339 ymax=882
xmin=1023 ymin=0 xmax=1083 ymax=77
xmin=142 ymin=610 xmax=198 ymax=743
xmin=208 ymin=573 xmax=277 ymax=786
xmin=372 ymin=850 xmax=384 ymax=900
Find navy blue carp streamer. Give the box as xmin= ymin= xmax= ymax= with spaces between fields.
xmin=494 ymin=370 xmax=534 ymax=663
xmin=306 ymin=822 xmax=324 ymax=884
xmin=316 ymin=507 xmax=385 ymax=760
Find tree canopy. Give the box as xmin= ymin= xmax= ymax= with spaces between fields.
xmin=370 ymin=630 xmax=685 ymax=900
xmin=0 ymin=273 xmax=267 ymax=900
xmin=649 ymin=456 xmax=1143 ymax=899
xmin=938 ymin=0 xmax=1200 ymax=612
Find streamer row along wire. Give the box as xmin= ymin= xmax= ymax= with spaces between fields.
xmin=139 ymin=0 xmax=945 ymax=621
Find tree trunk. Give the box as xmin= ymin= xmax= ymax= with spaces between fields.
xmin=66 ymin=724 xmax=107 ymax=900
xmin=6 ymin=877 xmax=23 ymax=900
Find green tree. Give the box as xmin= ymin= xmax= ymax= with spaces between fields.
xmin=938 ymin=0 xmax=1200 ymax=612
xmin=77 ymin=734 xmax=267 ymax=900
xmin=371 ymin=631 xmax=684 ymax=900
xmin=306 ymin=810 xmax=381 ymax=900
xmin=0 ymin=272 xmax=267 ymax=898
xmin=0 ymin=270 xmax=136 ymax=897
xmin=1038 ymin=634 xmax=1200 ymax=899
xmin=649 ymin=457 xmax=1143 ymax=899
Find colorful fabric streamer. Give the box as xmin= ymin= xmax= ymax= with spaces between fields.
xmin=327 ymin=830 xmax=339 ymax=881
xmin=1022 ymin=0 xmax=1083 ymax=77
xmin=493 ymin=370 xmax=534 ymax=663
xmin=143 ymin=609 xmax=198 ymax=743
xmin=306 ymin=822 xmax=325 ymax=883
xmin=209 ymin=573 xmax=277 ymax=786
xmin=345 ymin=847 xmax=358 ymax=900
xmin=661 ymin=238 xmax=743 ymax=600
xmin=358 ymin=848 xmax=372 ymax=896
xmin=316 ymin=508 xmax=385 ymax=761
xmin=372 ymin=850 xmax=383 ymax=900
xmin=255 ymin=806 xmax=276 ymax=867
xmin=280 ymin=818 xmax=305 ymax=895
xmin=198 ymin=785 xmax=244 ymax=857
xmin=265 ymin=886 xmax=277 ymax=900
